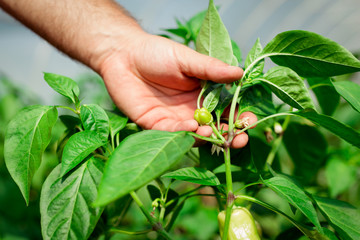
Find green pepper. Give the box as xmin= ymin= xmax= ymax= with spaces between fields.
xmin=194 ymin=108 xmax=213 ymax=125
xmin=218 ymin=207 xmax=261 ymax=240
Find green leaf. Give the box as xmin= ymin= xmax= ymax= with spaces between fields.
xmin=262 ymin=66 xmax=315 ymax=110
xmin=332 ymin=81 xmax=360 ymax=113
xmin=214 ymin=86 xmax=233 ymax=123
xmin=294 ymin=109 xmax=360 ymax=148
xmin=59 ymin=115 xmax=82 ymax=130
xmin=164 ymin=28 xmax=189 ymax=39
xmin=283 ymin=122 xmax=327 ymax=184
xmin=40 ymin=158 xmax=104 ymax=240
xmin=203 ymin=86 xmax=222 ymax=112
xmin=80 ymin=104 xmax=109 ymax=141
xmin=239 ymin=84 xmax=276 ymax=116
xmin=4 ymin=105 xmax=58 ymax=205
xmin=262 ymin=30 xmax=360 ymax=77
xmin=312 ymin=195 xmax=360 ymax=240
xmin=60 ymin=131 xmax=106 ymax=177
xmin=94 ymin=130 xmax=194 ymax=206
xmin=163 ymin=167 xmax=220 ymax=186
xmin=325 ymin=158 xmax=357 ymax=198
xmin=307 ymin=78 xmax=339 ymax=116
xmin=107 ymin=111 xmax=128 ymax=140
xmin=43 ymin=72 xmax=80 ymax=103
xmin=245 ymin=38 xmax=264 ymax=79
xmin=231 ymin=40 xmax=242 ymax=65
xmin=263 ymin=175 xmax=322 ymax=232
xmin=195 ymin=0 xmax=235 ymax=65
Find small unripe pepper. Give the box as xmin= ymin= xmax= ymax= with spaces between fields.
xmin=218 ymin=207 xmax=261 ymax=240
xmin=194 ymin=108 xmax=213 ymax=125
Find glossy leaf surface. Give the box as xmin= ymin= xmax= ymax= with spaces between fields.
xmin=313 ymin=195 xmax=360 ymax=240
xmin=4 ymin=105 xmax=57 ymax=205
xmin=163 ymin=167 xmax=220 ymax=186
xmin=40 ymin=158 xmax=104 ymax=240
xmin=262 ymin=30 xmax=360 ymax=77
xmin=332 ymin=81 xmax=360 ymax=113
xmin=44 ymin=73 xmax=80 ymax=103
xmin=263 ymin=175 xmax=322 ymax=232
xmin=80 ymin=104 xmax=109 ymax=141
xmin=61 ymin=131 xmax=106 ymax=177
xmin=95 ymin=130 xmax=194 ymax=206
xmin=262 ymin=66 xmax=315 ymax=110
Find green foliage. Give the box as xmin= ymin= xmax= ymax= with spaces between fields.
xmin=195 ymin=0 xmax=236 ymax=66
xmin=333 ymin=81 xmax=360 ymax=113
xmin=95 ymin=130 xmax=194 ymax=206
xmin=40 ymin=158 xmax=104 ymax=240
xmin=262 ymin=66 xmax=315 ymax=110
xmin=2 ymin=1 xmax=360 ymax=240
xmin=60 ymin=131 xmax=106 ymax=177
xmin=44 ymin=72 xmax=80 ymax=103
xmin=262 ymin=30 xmax=360 ymax=77
xmin=263 ymin=175 xmax=322 ymax=232
xmin=283 ymin=122 xmax=328 ymax=184
xmin=4 ymin=105 xmax=58 ymax=205
xmin=80 ymin=104 xmax=110 ymax=141
xmin=307 ymin=77 xmax=340 ymax=116
xmin=313 ymin=196 xmax=360 ymax=240
xmin=163 ymin=167 xmax=221 ymax=186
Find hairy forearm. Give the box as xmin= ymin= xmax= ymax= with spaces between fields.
xmin=0 ymin=0 xmax=144 ymax=72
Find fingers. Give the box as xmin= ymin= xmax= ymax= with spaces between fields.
xmin=176 ymin=45 xmax=243 ymax=84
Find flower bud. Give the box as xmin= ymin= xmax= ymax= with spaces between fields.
xmin=274 ymin=122 xmax=283 ymax=135
xmin=234 ymin=117 xmax=250 ymax=129
xmin=218 ymin=207 xmax=261 ymax=240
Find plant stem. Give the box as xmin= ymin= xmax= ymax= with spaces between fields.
xmin=222 ymin=147 xmax=234 ymax=240
xmin=130 ymin=191 xmax=172 ymax=240
xmin=156 ymin=178 xmax=168 ymax=222
xmin=197 ymin=87 xmax=206 ymax=109
xmin=55 ymin=105 xmax=79 ymax=115
xmin=236 ymin=112 xmax=294 ymax=135
xmin=93 ymin=154 xmax=108 ymax=161
xmin=210 ymin=122 xmax=226 ymax=142
xmin=227 ymin=85 xmax=242 ymax=140
xmin=234 ymin=181 xmax=262 ymax=194
xmin=110 ymin=228 xmax=151 ymax=235
xmin=165 ymin=186 xmax=204 ymax=207
xmin=187 ymin=132 xmax=224 ymax=145
xmin=265 ymin=113 xmax=292 ymax=168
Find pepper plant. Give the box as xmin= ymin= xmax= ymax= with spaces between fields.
xmin=4 ymin=0 xmax=360 ymax=239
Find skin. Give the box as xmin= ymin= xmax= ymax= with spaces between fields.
xmin=0 ymin=0 xmax=257 ymax=148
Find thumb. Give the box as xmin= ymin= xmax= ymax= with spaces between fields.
xmin=177 ymin=45 xmax=243 ymax=83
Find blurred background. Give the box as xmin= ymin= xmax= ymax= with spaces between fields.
xmin=1 ymin=0 xmax=360 ymax=104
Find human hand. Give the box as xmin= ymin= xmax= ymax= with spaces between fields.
xmin=98 ymin=32 xmax=257 ymax=148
